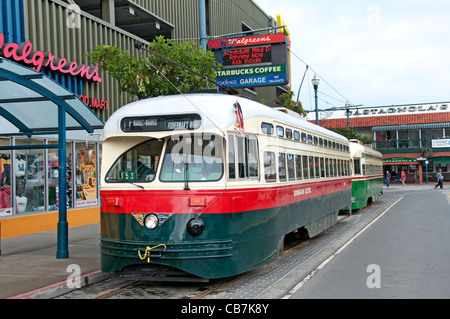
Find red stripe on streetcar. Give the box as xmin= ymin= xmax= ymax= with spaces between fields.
xmin=101 ymin=178 xmax=352 ymax=215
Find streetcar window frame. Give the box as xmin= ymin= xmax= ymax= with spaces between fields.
xmin=287 ymin=154 xmax=295 ymax=181
xmin=286 ymin=129 xmax=293 ymax=140
xmin=315 ymin=157 xmax=320 ymax=179
xmin=228 ymin=135 xmax=236 ymax=180
xmin=279 ymin=153 xmax=287 ymax=182
xmin=309 ymin=156 xmax=315 ymax=178
xmin=264 ymin=151 xmax=277 ymax=183
xmin=160 ymin=134 xmax=225 ymax=183
xmin=276 ymin=126 xmax=284 ymax=137
xmin=301 ymin=133 xmax=307 ymax=143
xmin=246 ymin=135 xmax=259 ymax=179
xmin=105 ymin=138 xmax=164 ymax=184
xmin=320 ymin=157 xmax=325 ymax=178
xmin=354 ymin=158 xmax=362 ymax=175
xmin=261 ymin=122 xmax=274 ymax=135
xmin=325 ymin=158 xmax=330 ymax=177
xmin=302 ymin=156 xmax=309 ymax=180
xmin=295 ymin=155 xmax=303 ymax=180
xmin=230 ymin=133 xmax=260 ymax=181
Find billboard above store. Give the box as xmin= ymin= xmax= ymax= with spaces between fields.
xmin=208 ymin=33 xmax=290 ymax=88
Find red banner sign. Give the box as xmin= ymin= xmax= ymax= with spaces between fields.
xmin=208 ymin=33 xmax=288 ymax=50
xmin=0 ymin=33 xmax=102 ymax=83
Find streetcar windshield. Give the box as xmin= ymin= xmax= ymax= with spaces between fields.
xmin=160 ymin=134 xmax=224 ymax=182
xmin=105 ymin=139 xmax=164 ymax=183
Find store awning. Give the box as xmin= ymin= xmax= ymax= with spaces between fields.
xmin=0 ymin=57 xmax=104 ymax=260
xmin=430 ymin=156 xmax=450 ymax=164
xmin=0 ymin=58 xmax=104 ymax=136
xmin=372 ymin=123 xmax=450 ymax=132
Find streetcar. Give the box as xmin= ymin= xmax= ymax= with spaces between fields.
xmin=348 ymin=140 xmax=384 ymax=211
xmin=100 ymin=93 xmax=352 ymax=279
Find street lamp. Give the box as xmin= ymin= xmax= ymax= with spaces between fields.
xmin=312 ymin=75 xmax=320 ymax=125
xmin=345 ymin=102 xmax=351 ymax=129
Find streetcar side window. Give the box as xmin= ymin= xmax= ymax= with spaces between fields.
xmin=261 ymin=122 xmax=274 ymax=135
xmin=301 ymin=133 xmax=307 ymax=143
xmin=264 ymin=152 xmax=277 ymax=182
xmin=232 ymin=134 xmax=260 ymax=180
xmin=286 ymin=129 xmax=293 ymax=139
xmin=277 ymin=126 xmax=284 ymax=137
xmin=302 ymin=156 xmax=309 ymax=179
xmin=309 ymin=156 xmax=315 ymax=178
xmin=295 ymin=155 xmax=302 ymax=180
xmin=315 ymin=157 xmax=320 ymax=178
xmin=279 ymin=153 xmax=287 ymax=182
xmin=354 ymin=159 xmax=361 ymax=175
xmin=237 ymin=136 xmax=247 ymax=179
xmin=294 ymin=131 xmax=300 ymax=141
xmin=247 ymin=135 xmax=259 ymax=178
xmin=320 ymin=157 xmax=325 ymax=178
xmin=325 ymin=158 xmax=330 ymax=177
xmin=287 ymin=154 xmax=295 ymax=181
xmin=228 ymin=135 xmax=236 ymax=180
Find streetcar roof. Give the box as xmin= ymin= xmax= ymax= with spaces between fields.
xmin=103 ymin=93 xmax=348 ymax=143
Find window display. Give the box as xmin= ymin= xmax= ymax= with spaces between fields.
xmin=0 ymin=137 xmax=100 ymax=218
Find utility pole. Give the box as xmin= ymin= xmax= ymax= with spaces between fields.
xmin=199 ymin=0 xmax=207 ymax=51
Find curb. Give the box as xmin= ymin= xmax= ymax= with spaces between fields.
xmin=7 ymin=271 xmax=111 ymax=299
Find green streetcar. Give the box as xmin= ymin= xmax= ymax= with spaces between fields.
xmin=348 ymin=140 xmax=384 ymax=211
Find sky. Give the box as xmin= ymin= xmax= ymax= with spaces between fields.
xmin=253 ymin=0 xmax=450 ymax=112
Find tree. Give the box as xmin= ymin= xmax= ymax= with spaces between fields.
xmin=332 ymin=128 xmax=374 ymax=145
xmin=278 ymin=91 xmax=308 ymax=117
xmin=86 ymin=36 xmax=219 ymax=100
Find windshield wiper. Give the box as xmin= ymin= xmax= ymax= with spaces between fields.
xmin=128 ymin=181 xmax=145 ymax=190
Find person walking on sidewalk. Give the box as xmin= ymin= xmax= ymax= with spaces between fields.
xmin=385 ymin=171 xmax=391 ymax=187
xmin=401 ymin=170 xmax=406 ymax=187
xmin=434 ymin=169 xmax=444 ymax=190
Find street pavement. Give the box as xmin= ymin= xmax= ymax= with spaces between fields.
xmin=288 ymin=184 xmax=450 ymax=299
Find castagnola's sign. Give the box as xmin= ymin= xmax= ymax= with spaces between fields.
xmin=208 ymin=33 xmax=290 ymax=88
xmin=0 ymin=32 xmax=102 ymax=83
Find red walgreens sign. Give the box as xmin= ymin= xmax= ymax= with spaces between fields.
xmin=0 ymin=32 xmax=102 ymax=83
xmin=208 ymin=33 xmax=288 ymax=50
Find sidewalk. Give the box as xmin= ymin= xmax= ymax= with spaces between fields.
xmin=0 ymin=223 xmax=108 ymax=299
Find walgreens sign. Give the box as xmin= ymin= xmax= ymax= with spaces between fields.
xmin=0 ymin=33 xmax=102 ymax=83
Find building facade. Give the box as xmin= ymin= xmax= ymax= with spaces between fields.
xmin=1 ymin=0 xmax=287 ymax=237
xmin=310 ymin=102 xmax=450 ymax=184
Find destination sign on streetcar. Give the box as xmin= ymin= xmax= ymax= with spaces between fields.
xmin=121 ymin=114 xmax=201 ymax=132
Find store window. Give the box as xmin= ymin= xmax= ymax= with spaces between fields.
xmin=0 ymin=138 xmax=12 ymax=217
xmin=0 ymin=137 xmax=100 ymax=218
xmin=75 ymin=142 xmax=98 ymax=207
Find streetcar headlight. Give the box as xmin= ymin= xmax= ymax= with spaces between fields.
xmin=187 ymin=218 xmax=205 ymax=236
xmin=144 ymin=214 xmax=159 ymax=230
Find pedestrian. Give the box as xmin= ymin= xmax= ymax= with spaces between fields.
xmin=414 ymin=168 xmax=420 ymax=184
xmin=385 ymin=170 xmax=391 ymax=187
xmin=401 ymin=170 xmax=406 ymax=186
xmin=434 ymin=169 xmax=444 ymax=190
